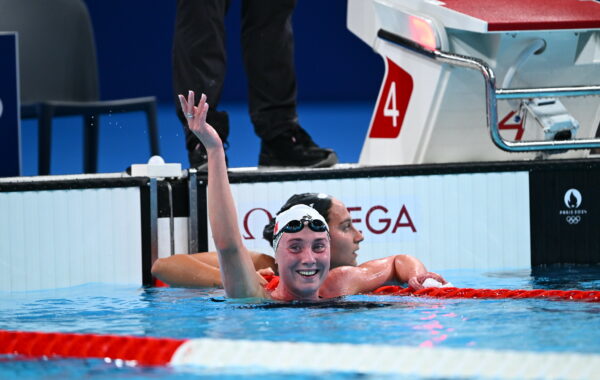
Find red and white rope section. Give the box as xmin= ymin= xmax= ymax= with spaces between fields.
xmin=1 ymin=329 xmax=600 ymax=379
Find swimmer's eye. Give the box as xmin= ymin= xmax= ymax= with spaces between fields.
xmin=312 ymin=243 xmax=327 ymax=252
xmin=288 ymin=244 xmax=303 ymax=253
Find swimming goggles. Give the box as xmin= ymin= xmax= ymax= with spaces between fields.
xmin=273 ymin=217 xmax=329 ymax=252
xmin=279 ymin=218 xmax=328 ymax=234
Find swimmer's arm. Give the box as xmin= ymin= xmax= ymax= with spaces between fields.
xmin=321 ymin=255 xmax=440 ymax=297
xmin=321 ymin=256 xmax=397 ymax=297
xmin=390 ymin=254 xmax=427 ymax=284
xmin=391 ymin=255 xmax=447 ymax=290
xmin=179 ymin=91 xmax=265 ymax=298
xmin=206 ymin=146 xmax=265 ymax=298
xmin=151 ymin=253 xmax=222 ymax=287
xmin=151 ymin=251 xmax=275 ymax=288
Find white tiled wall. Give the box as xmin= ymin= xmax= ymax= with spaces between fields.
xmin=0 ymin=187 xmax=142 ymax=291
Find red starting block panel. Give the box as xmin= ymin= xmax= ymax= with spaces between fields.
xmin=440 ymin=0 xmax=600 ymax=31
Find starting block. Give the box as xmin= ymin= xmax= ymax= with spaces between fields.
xmin=348 ymin=0 xmax=600 ymax=165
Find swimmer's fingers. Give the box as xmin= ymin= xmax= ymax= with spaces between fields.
xmin=408 ymin=272 xmax=447 ymax=290
xmin=195 ymin=93 xmax=208 ymax=128
xmin=407 ymin=276 xmax=424 ymax=290
xmin=179 ymin=91 xmax=199 ymax=133
xmin=187 ymin=90 xmax=195 ymax=113
xmin=179 ymin=91 xmax=221 ymax=149
xmin=178 ymin=90 xmax=196 ymax=121
xmin=257 ymin=267 xmax=275 ymax=277
xmin=426 ymin=272 xmax=447 ymax=285
xmin=177 ymin=93 xmax=190 ymax=115
xmin=256 ymin=271 xmax=268 ymax=286
xmin=418 ymin=272 xmax=445 ymax=283
xmin=195 ymin=95 xmax=221 ymax=149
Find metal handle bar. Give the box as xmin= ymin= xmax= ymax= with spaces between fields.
xmin=377 ymin=29 xmax=600 ymax=152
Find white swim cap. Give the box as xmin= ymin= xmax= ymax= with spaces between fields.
xmin=273 ymin=204 xmax=329 ymax=252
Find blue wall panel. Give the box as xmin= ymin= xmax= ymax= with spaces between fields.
xmin=0 ymin=33 xmax=20 ymax=177
xmin=83 ymin=1 xmax=383 ymax=103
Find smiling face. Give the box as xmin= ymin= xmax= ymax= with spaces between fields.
xmin=327 ymin=198 xmax=364 ymax=268
xmin=274 ymin=227 xmax=330 ymax=300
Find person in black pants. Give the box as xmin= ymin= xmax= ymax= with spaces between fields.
xmin=172 ymin=0 xmax=338 ymax=169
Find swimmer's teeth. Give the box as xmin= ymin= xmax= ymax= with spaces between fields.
xmin=298 ymin=270 xmax=317 ymax=276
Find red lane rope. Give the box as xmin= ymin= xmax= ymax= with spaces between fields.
xmin=260 ymin=275 xmax=600 ymax=302
xmin=0 ymin=330 xmax=187 ymax=365
xmin=371 ymin=286 xmax=600 ymax=302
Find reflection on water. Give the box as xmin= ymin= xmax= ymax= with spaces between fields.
xmin=448 ymin=264 xmax=600 ymax=290
xmin=530 ymin=265 xmax=600 ymax=290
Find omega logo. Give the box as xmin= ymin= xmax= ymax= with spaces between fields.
xmin=241 ymin=204 xmax=416 ymax=240
xmin=242 ymin=208 xmax=273 ymax=239
xmin=348 ymin=205 xmax=416 ymax=234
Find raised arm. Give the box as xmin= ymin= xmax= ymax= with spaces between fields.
xmin=179 ymin=91 xmax=265 ymax=298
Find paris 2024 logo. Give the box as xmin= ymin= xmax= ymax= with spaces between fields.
xmin=560 ymin=189 xmax=587 ymax=225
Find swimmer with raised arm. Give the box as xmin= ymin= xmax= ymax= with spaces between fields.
xmin=178 ymin=91 xmax=330 ymax=299
xmin=174 ymin=91 xmax=446 ymax=300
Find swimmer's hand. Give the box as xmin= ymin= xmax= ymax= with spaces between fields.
xmin=408 ymin=272 xmax=448 ymax=290
xmin=257 ymin=267 xmax=275 ymax=277
xmin=178 ymin=91 xmax=222 ymax=150
xmin=256 ymin=267 xmax=275 ymax=286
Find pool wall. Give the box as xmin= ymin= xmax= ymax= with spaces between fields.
xmin=0 ymin=175 xmax=156 ymax=291
xmin=1 ymin=158 xmax=599 ymax=291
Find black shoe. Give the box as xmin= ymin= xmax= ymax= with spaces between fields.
xmin=188 ymin=142 xmax=229 ymax=171
xmin=188 ymin=144 xmax=208 ymax=170
xmin=258 ymin=127 xmax=338 ymax=168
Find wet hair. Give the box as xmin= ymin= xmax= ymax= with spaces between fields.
xmin=263 ymin=193 xmax=333 ymax=246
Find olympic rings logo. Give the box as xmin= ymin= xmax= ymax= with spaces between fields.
xmin=566 ymin=216 xmax=581 ymax=225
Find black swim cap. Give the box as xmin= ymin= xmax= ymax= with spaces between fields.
xmin=262 ymin=193 xmax=333 ymax=246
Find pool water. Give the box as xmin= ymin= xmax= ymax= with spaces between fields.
xmin=1 ymin=266 xmax=599 ymax=379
